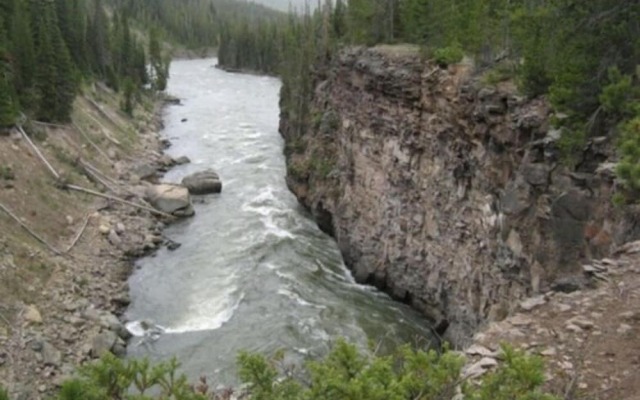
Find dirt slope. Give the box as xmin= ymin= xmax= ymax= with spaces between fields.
xmin=0 ymin=85 xmax=177 ymax=399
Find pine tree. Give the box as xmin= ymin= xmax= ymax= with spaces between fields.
xmin=32 ymin=1 xmax=76 ymax=122
xmin=89 ymin=0 xmax=111 ymax=78
xmin=10 ymin=0 xmax=36 ymax=105
xmin=51 ymin=16 xmax=77 ymax=121
xmin=0 ymin=14 xmax=17 ymax=127
xmin=149 ymin=27 xmax=169 ymax=91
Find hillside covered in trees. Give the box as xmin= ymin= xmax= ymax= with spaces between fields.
xmin=0 ymin=0 xmax=173 ymax=126
xmin=0 ymin=0 xmax=283 ymax=128
xmin=217 ymin=0 xmax=640 ymax=199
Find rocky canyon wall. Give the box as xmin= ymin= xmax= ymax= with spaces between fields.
xmin=280 ymin=46 xmax=640 ymax=344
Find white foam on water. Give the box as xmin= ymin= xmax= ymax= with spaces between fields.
xmin=263 ymin=215 xmax=295 ymax=239
xmin=165 ymin=291 xmax=245 ymax=334
xmin=125 ymin=320 xmax=168 ymax=337
xmin=241 ymin=187 xmax=281 ymax=216
xmin=263 ymin=262 xmax=279 ymax=270
xmin=314 ymin=259 xmax=353 ymax=283
xmin=275 ymin=270 xmax=294 ymax=281
xmin=277 ymin=288 xmax=326 ymax=310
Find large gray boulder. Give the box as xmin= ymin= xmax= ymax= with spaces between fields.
xmin=144 ymin=184 xmax=195 ymax=217
xmin=181 ymin=169 xmax=222 ymax=195
xmin=90 ymin=331 xmax=118 ymax=358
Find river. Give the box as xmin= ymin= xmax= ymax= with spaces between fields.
xmin=125 ymin=58 xmax=434 ymax=384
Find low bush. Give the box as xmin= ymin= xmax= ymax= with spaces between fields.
xmin=433 ymin=45 xmax=464 ymax=67
xmin=237 ymin=340 xmax=559 ymax=400
xmin=0 ymin=340 xmax=559 ymax=399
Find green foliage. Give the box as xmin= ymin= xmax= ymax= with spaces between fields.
xmin=556 ymin=128 xmax=587 ymax=167
xmin=121 ymin=77 xmax=136 ymax=116
xmin=149 ymin=27 xmax=170 ymax=92
xmin=464 ymin=345 xmax=558 ymax=400
xmin=0 ymin=0 xmax=172 ymax=123
xmin=217 ymin=0 xmax=640 ymax=207
xmin=57 ymin=353 xmax=209 ymax=400
xmin=616 ymin=116 xmax=640 ymax=196
xmin=599 ymin=68 xmax=637 ymax=116
xmin=0 ymin=385 xmax=8 ymax=400
xmin=481 ymin=62 xmax=517 ymax=86
xmin=0 ymin=14 xmax=17 ymax=127
xmin=52 ymin=340 xmax=558 ymax=400
xmin=238 ymin=351 xmax=303 ymax=400
xmin=236 ymin=340 xmax=558 ymax=400
xmin=0 ymin=72 xmax=17 ymax=127
xmin=433 ymin=45 xmax=464 ymax=67
xmin=0 ymin=165 xmax=15 ymax=180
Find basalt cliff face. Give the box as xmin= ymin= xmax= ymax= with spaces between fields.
xmin=280 ymin=46 xmax=640 ymax=344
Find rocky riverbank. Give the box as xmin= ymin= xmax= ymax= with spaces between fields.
xmin=460 ymin=242 xmax=640 ymax=399
xmin=0 ymin=86 xmax=198 ymax=399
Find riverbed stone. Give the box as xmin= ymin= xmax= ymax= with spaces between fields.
xmin=41 ymin=341 xmax=62 ymax=367
xmin=144 ymin=184 xmax=194 ymax=216
xmin=175 ymin=156 xmax=191 ymax=165
xmin=181 ymin=169 xmax=222 ymax=195
xmin=24 ymin=305 xmax=42 ymax=324
xmin=91 ymin=331 xmax=118 ymax=358
xmin=520 ymin=295 xmax=547 ymax=311
xmin=108 ymin=230 xmax=121 ymax=246
xmin=131 ymin=164 xmax=158 ymax=181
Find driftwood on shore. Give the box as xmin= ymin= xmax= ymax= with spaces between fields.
xmin=65 ymin=213 xmax=92 ymax=253
xmin=17 ymin=125 xmax=61 ymax=180
xmin=64 ymin=184 xmax=174 ymax=219
xmin=79 ymin=160 xmax=118 ymax=193
xmin=81 ymin=108 xmax=122 ymax=147
xmin=16 ymin=125 xmax=171 ymax=219
xmin=72 ymin=122 xmax=112 ymax=162
xmin=85 ymin=97 xmax=127 ymax=135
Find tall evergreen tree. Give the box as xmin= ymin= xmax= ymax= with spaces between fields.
xmin=32 ymin=0 xmax=76 ymax=122
xmin=0 ymin=14 xmax=17 ymax=127
xmin=88 ymin=0 xmax=111 ymax=78
xmin=149 ymin=27 xmax=169 ymax=91
xmin=10 ymin=0 xmax=36 ymax=102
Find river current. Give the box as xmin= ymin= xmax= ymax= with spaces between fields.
xmin=125 ymin=58 xmax=433 ymax=384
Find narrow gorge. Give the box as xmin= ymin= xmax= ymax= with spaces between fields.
xmin=280 ymin=46 xmax=638 ymax=344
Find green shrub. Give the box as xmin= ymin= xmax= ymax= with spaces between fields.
xmin=616 ymin=116 xmax=640 ymax=198
xmin=52 ymin=340 xmax=561 ymax=400
xmin=556 ymin=127 xmax=587 ymax=166
xmin=0 ymin=165 xmax=14 ymax=180
xmin=237 ymin=340 xmax=559 ymax=400
xmin=57 ymin=353 xmax=209 ymax=400
xmin=0 ymin=386 xmax=9 ymax=400
xmin=482 ymin=62 xmax=517 ymax=86
xmin=599 ymin=68 xmax=637 ymax=117
xmin=433 ymin=45 xmax=464 ymax=67
xmin=464 ymin=345 xmax=558 ymax=400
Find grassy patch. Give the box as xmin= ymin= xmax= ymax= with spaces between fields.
xmin=0 ymin=165 xmax=14 ymax=180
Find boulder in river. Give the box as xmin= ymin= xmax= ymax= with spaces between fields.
xmin=175 ymin=156 xmax=191 ymax=165
xmin=181 ymin=169 xmax=222 ymax=195
xmin=144 ymin=184 xmax=195 ymax=217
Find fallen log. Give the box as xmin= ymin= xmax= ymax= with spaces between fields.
xmin=64 ymin=184 xmax=174 ymax=219
xmin=17 ymin=125 xmax=60 ymax=180
xmin=0 ymin=202 xmax=62 ymax=255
